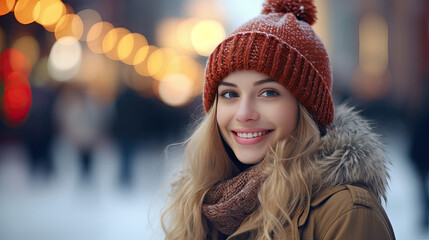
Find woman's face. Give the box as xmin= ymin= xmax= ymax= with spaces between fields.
xmin=216 ymin=70 xmax=299 ymax=165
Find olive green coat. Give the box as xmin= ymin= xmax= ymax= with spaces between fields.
xmin=297 ymin=185 xmax=395 ymax=239
xmin=294 ymin=105 xmax=395 ymax=239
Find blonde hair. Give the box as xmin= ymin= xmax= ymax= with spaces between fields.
xmin=161 ymin=102 xmax=322 ymax=240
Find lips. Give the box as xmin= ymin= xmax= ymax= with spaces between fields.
xmin=232 ymin=129 xmax=273 ymax=145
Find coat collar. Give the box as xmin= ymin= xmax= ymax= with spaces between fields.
xmin=311 ymin=104 xmax=390 ymax=201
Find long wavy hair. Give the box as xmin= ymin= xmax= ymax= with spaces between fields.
xmin=161 ymin=98 xmax=322 ymax=240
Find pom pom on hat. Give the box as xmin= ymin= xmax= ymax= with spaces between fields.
xmin=261 ymin=0 xmax=317 ymax=25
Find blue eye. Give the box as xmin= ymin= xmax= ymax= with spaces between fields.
xmin=261 ymin=89 xmax=279 ymax=97
xmin=220 ymin=91 xmax=238 ymax=99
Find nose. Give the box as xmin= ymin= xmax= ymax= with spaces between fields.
xmin=235 ymin=97 xmax=259 ymax=122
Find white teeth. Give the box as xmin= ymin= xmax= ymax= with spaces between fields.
xmin=237 ymin=131 xmax=269 ymax=139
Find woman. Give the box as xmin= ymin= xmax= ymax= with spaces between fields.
xmin=162 ymin=0 xmax=395 ymax=239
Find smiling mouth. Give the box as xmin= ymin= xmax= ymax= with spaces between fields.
xmin=233 ymin=130 xmax=273 ymax=139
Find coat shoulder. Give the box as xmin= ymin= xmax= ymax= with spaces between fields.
xmin=299 ymin=185 xmax=395 ymax=240
xmin=311 ymin=185 xmax=378 ymax=208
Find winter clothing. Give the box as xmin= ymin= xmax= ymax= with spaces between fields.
xmin=203 ymin=0 xmax=333 ymax=128
xmin=298 ymin=185 xmax=394 ymax=240
xmin=202 ymin=163 xmax=268 ymax=235
xmin=201 ymin=0 xmax=394 ymax=238
xmin=203 ymin=105 xmax=395 ymax=239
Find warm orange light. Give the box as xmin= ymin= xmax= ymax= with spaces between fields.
xmin=183 ymin=59 xmax=204 ymax=96
xmin=54 ymin=14 xmax=83 ymax=41
xmin=191 ymin=19 xmax=225 ymax=56
xmin=12 ymin=35 xmax=40 ymax=66
xmin=117 ymin=33 xmax=148 ymax=65
xmin=36 ymin=0 xmax=65 ymax=26
xmin=147 ymin=49 xmax=165 ymax=78
xmin=133 ymin=45 xmax=150 ymax=66
xmin=40 ymin=1 xmax=66 ymax=32
xmin=86 ymin=21 xmax=114 ymax=54
xmin=157 ymin=73 xmax=194 ymax=107
xmin=165 ymin=55 xmax=204 ymax=96
xmin=0 ymin=0 xmax=15 ymax=16
xmin=102 ymin=27 xmax=130 ymax=60
xmin=14 ymin=0 xmax=40 ymax=24
xmin=177 ymin=18 xmax=199 ymax=53
xmin=134 ymin=45 xmax=158 ymax=77
xmin=148 ymin=48 xmax=177 ymax=80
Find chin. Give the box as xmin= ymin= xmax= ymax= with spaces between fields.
xmin=235 ymin=152 xmax=265 ymax=165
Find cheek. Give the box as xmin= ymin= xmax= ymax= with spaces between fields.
xmin=216 ymin=105 xmax=231 ymax=131
xmin=270 ymin=104 xmax=298 ymax=135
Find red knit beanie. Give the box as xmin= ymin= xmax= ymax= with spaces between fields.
xmin=203 ymin=0 xmax=334 ymax=128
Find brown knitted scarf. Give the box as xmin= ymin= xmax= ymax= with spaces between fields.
xmin=202 ymin=165 xmax=268 ymax=236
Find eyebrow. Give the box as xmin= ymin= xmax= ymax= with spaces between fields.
xmin=218 ymin=78 xmax=275 ymax=87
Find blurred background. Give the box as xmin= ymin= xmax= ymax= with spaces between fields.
xmin=0 ymin=0 xmax=428 ymax=239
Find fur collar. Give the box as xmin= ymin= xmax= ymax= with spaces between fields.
xmin=314 ymin=104 xmax=390 ymax=200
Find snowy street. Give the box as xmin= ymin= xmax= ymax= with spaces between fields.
xmin=0 ymin=125 xmax=427 ymax=240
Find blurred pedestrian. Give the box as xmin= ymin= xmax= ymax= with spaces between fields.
xmin=54 ymin=84 xmax=105 ymax=182
xmin=20 ymin=85 xmax=57 ymax=179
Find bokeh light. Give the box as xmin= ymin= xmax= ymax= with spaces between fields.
xmin=54 ymin=14 xmax=84 ymax=41
xmin=134 ymin=45 xmax=158 ymax=77
xmin=36 ymin=0 xmax=66 ymax=27
xmin=87 ymin=21 xmax=114 ymax=54
xmin=117 ymin=33 xmax=148 ymax=65
xmin=0 ymin=0 xmax=15 ymax=16
xmin=0 ymin=48 xmax=32 ymax=80
xmin=147 ymin=48 xmax=177 ymax=80
xmin=102 ymin=27 xmax=130 ymax=60
xmin=359 ymin=12 xmax=388 ymax=76
xmin=2 ymin=71 xmax=32 ymax=125
xmin=147 ymin=48 xmax=168 ymax=80
xmin=48 ymin=36 xmax=82 ymax=81
xmin=191 ymin=19 xmax=225 ymax=56
xmin=164 ymin=55 xmax=204 ymax=96
xmin=352 ymin=12 xmax=390 ymax=100
xmin=157 ymin=73 xmax=194 ymax=107
xmin=133 ymin=44 xmax=150 ymax=66
xmin=13 ymin=0 xmax=40 ymax=24
xmin=77 ymin=9 xmax=102 ymax=42
xmin=12 ymin=35 xmax=40 ymax=66
xmin=177 ymin=18 xmax=199 ymax=54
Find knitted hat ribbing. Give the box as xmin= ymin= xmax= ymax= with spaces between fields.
xmin=203 ymin=0 xmax=333 ymax=127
